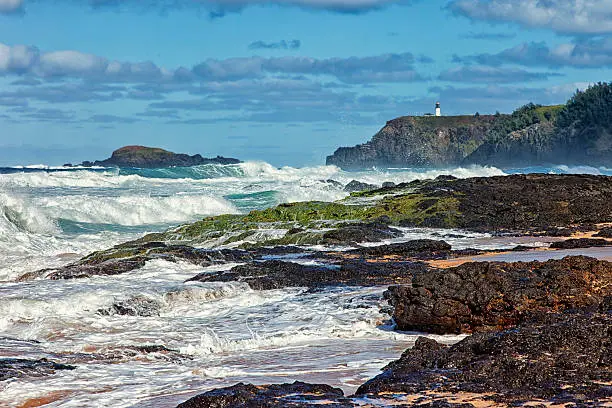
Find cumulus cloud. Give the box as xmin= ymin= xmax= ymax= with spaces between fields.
xmin=448 ymin=0 xmax=612 ymax=35
xmin=0 ymin=43 xmax=174 ymax=82
xmin=457 ymin=39 xmax=612 ymax=68
xmin=0 ymin=42 xmax=425 ymax=84
xmin=438 ymin=66 xmax=562 ymax=83
xmin=248 ymin=40 xmax=301 ymax=50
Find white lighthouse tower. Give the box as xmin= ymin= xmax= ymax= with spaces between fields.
xmin=435 ymin=101 xmax=441 ymax=117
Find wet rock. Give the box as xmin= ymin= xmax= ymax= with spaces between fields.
xmin=98 ymin=345 xmax=189 ymax=363
xmin=45 ymin=257 xmax=149 ymax=280
xmin=549 ymin=237 xmax=612 ymax=249
xmin=322 ymin=179 xmax=344 ymax=188
xmin=98 ymin=296 xmax=162 ymax=317
xmin=321 ymin=221 xmax=403 ymax=245
xmin=355 ymin=174 xmax=612 ymax=231
xmin=595 ymin=227 xmax=612 ymax=238
xmin=436 ymin=174 xmax=612 ymax=230
xmin=0 ymin=358 xmax=75 ymax=381
xmin=350 ymin=240 xmax=452 ymax=258
xmin=385 ymin=256 xmax=612 ymax=334
xmin=177 ymin=381 xmax=350 ymax=408
xmin=343 ymin=180 xmax=378 ymax=192
xmin=356 ymin=311 xmax=612 ymax=405
xmin=24 ymin=244 xmax=254 ymax=281
xmin=186 ymin=259 xmax=421 ymax=290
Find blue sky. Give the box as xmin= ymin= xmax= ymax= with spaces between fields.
xmin=0 ymin=0 xmax=610 ymax=166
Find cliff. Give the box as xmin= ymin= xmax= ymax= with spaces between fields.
xmin=81 ymin=146 xmax=241 ymax=168
xmin=327 ymin=82 xmax=612 ymax=169
xmin=327 ymin=115 xmax=499 ymax=169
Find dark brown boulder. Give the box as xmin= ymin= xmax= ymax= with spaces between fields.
xmin=595 ymin=227 xmax=612 ymax=238
xmin=177 ymin=381 xmax=350 ymax=408
xmin=349 ymin=240 xmax=452 ymax=258
xmin=385 ymin=256 xmax=612 ymax=334
xmin=186 ymin=259 xmax=422 ymax=290
xmin=356 ymin=311 xmax=612 ymax=405
xmin=550 ymin=238 xmax=612 ymax=249
xmin=0 ymin=358 xmax=76 ymax=381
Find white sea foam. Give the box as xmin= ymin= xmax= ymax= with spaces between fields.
xmin=0 ymin=161 xmax=524 ymax=407
xmin=37 ymin=194 xmax=237 ymax=226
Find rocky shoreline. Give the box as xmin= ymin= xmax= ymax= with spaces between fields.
xmin=9 ymin=173 xmax=612 ymax=407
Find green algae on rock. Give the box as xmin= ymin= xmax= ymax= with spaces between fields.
xmin=150 ymin=173 xmax=612 ymax=247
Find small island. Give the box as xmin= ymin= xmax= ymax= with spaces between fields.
xmin=79 ymin=146 xmax=241 ymax=168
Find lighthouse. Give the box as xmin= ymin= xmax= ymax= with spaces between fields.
xmin=435 ymin=101 xmax=441 ymax=117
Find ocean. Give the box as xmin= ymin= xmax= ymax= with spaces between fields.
xmin=1 ymin=162 xmax=611 ymax=407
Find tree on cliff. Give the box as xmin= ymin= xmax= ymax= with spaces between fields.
xmin=557 ymin=82 xmax=612 ymax=131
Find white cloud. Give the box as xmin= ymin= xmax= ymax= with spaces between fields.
xmin=458 ymin=38 xmax=612 ymax=68
xmin=0 ymin=0 xmax=22 ymax=13
xmin=448 ymin=0 xmax=612 ymax=35
xmin=38 ymin=51 xmax=108 ymax=76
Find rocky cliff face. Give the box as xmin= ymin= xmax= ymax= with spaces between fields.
xmin=81 ymin=146 xmax=241 ymax=168
xmin=329 ymin=83 xmax=612 ymax=169
xmin=326 ymin=115 xmax=498 ymax=169
xmin=464 ymin=122 xmax=612 ymax=167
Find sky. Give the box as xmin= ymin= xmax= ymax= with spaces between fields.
xmin=0 ymin=0 xmax=611 ymax=166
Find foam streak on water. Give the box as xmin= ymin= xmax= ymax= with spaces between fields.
xmin=1 ymin=161 xmax=609 ymax=406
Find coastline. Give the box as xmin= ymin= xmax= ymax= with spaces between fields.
xmin=1 ymin=167 xmax=611 ymax=407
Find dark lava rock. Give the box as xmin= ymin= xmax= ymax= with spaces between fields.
xmin=177 ymin=381 xmax=351 ymax=408
xmin=356 ymin=311 xmax=612 ymax=405
xmin=0 ymin=358 xmax=76 ymax=381
xmin=385 ymin=256 xmax=612 ymax=334
xmin=350 ymin=240 xmax=452 ymax=258
xmin=321 ymin=221 xmax=403 ymax=245
xmin=434 ymin=174 xmax=612 ymax=230
xmin=23 ymin=244 xmax=254 ymax=281
xmin=46 ymin=257 xmax=149 ymax=280
xmin=98 ymin=296 xmax=162 ymax=317
xmin=595 ymin=227 xmax=612 ymax=238
xmin=550 ymin=238 xmax=612 ymax=249
xmin=186 ymin=259 xmax=421 ymax=290
xmin=361 ymin=174 xmax=612 ymax=231
xmin=343 ymin=180 xmax=378 ymax=192
xmin=97 ymin=344 xmax=189 ymax=363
